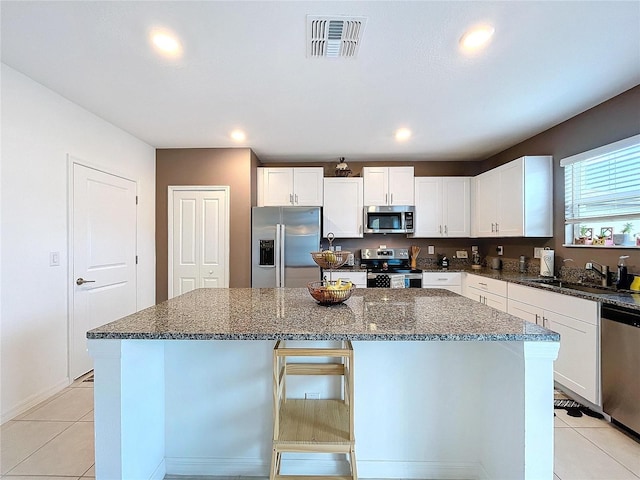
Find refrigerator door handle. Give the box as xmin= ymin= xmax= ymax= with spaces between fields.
xmin=275 ymin=223 xmax=281 ymax=287
xmin=280 ymin=224 xmax=286 ymax=286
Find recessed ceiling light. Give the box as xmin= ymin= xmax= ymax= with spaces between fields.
xmin=230 ymin=130 xmax=246 ymax=142
xmin=150 ymin=29 xmax=182 ymax=57
xmin=460 ymin=25 xmax=495 ymax=52
xmin=395 ymin=128 xmax=412 ymax=142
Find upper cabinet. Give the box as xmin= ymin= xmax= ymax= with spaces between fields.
xmin=363 ymin=166 xmax=414 ymax=206
xmin=323 ymin=177 xmax=364 ymax=238
xmin=412 ymin=177 xmax=471 ymax=237
xmin=472 ymin=156 xmax=553 ymax=237
xmin=257 ymin=167 xmax=324 ymax=207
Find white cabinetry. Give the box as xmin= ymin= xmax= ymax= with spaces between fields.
xmin=422 ymin=272 xmax=462 ymax=294
xmin=472 ymin=156 xmax=552 ymax=237
xmin=257 ymin=167 xmax=324 ymax=207
xmin=413 ymin=177 xmax=470 ymax=237
xmin=323 ymin=178 xmax=363 ymax=238
xmin=331 ymin=271 xmax=367 ymax=288
xmin=363 ymin=166 xmax=414 ymax=206
xmin=507 ymin=283 xmax=599 ymax=405
xmin=463 ymin=274 xmax=508 ymax=312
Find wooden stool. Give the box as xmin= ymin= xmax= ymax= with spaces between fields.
xmin=270 ymin=340 xmax=357 ymax=480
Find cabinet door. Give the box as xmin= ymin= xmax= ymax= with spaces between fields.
xmin=260 ymin=168 xmax=293 ymax=206
xmin=293 ymin=168 xmax=324 ymax=206
xmin=333 ymin=271 xmax=367 ymax=288
xmin=546 ymin=311 xmax=599 ymax=405
xmin=497 ymin=159 xmax=524 ymax=236
xmin=413 ymin=177 xmax=443 ymax=237
xmin=323 ymin=178 xmax=363 ymax=237
xmin=474 ymin=170 xmax=499 ymax=236
xmin=388 ymin=167 xmax=415 ymax=205
xmin=507 ymin=298 xmax=544 ymax=325
xmin=442 ymin=177 xmax=470 ymax=237
xmin=362 ymin=167 xmax=388 ymax=205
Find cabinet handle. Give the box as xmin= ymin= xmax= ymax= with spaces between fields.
xmin=289 ymin=193 xmax=293 ymax=204
xmin=295 ymin=194 xmax=298 ymax=204
xmin=437 ymin=278 xmax=448 ymax=281
xmin=479 ymin=282 xmax=487 ymax=287
xmin=535 ymin=313 xmax=540 ymax=324
xmin=496 ymin=223 xmax=499 ymax=232
xmin=439 ymin=225 xmax=442 ymax=234
xmin=543 ymin=317 xmax=548 ymax=328
xmin=491 ymin=223 xmax=495 ymax=232
xmin=444 ymin=225 xmax=448 ymax=235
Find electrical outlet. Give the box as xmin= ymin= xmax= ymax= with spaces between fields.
xmin=428 ymin=245 xmax=435 ymax=255
xmin=305 ymin=392 xmax=320 ymax=400
xmin=497 ymin=246 xmax=504 ymax=256
xmin=471 ymin=245 xmax=478 ymax=252
xmin=534 ymin=247 xmax=544 ymax=259
xmin=586 ymin=262 xmax=593 ymax=270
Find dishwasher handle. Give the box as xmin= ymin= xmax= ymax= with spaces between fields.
xmin=601 ymin=304 xmax=640 ymax=328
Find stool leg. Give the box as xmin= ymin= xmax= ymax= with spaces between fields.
xmin=349 ymin=446 xmax=358 ymax=479
xmin=269 ymin=447 xmax=278 ymax=480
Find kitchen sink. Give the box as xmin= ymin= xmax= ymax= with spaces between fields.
xmin=528 ymin=278 xmax=618 ymax=295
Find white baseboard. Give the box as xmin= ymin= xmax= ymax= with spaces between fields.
xmin=150 ymin=458 xmax=166 ymax=480
xmin=1 ymin=377 xmax=70 ymax=425
xmin=165 ymin=456 xmax=484 ymax=479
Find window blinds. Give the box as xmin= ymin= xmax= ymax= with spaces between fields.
xmin=562 ymin=135 xmax=640 ymax=224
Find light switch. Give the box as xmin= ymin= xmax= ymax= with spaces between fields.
xmin=50 ymin=251 xmax=60 ymax=266
xmin=428 ymin=245 xmax=435 ymax=255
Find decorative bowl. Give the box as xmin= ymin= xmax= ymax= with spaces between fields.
xmin=307 ymin=281 xmax=355 ymax=305
xmin=310 ymin=250 xmax=352 ymax=269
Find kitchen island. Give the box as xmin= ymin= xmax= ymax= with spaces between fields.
xmin=87 ymin=288 xmax=559 ymax=480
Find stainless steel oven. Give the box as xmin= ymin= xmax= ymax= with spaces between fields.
xmin=361 ymin=248 xmax=422 ymax=288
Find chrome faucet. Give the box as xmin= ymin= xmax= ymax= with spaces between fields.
xmin=590 ymin=261 xmax=611 ymax=287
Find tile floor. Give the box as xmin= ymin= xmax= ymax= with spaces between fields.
xmin=2 ymin=374 xmax=639 ymax=479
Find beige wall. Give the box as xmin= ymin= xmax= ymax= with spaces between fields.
xmin=478 ymin=85 xmax=640 ymax=272
xmin=155 ymin=86 xmax=639 ymax=299
xmin=156 ymin=148 xmax=254 ymax=302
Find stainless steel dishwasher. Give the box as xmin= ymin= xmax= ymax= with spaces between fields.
xmin=601 ymin=303 xmax=640 ymax=435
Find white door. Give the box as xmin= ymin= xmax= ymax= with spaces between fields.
xmin=71 ymin=163 xmax=137 ymax=379
xmin=169 ymin=187 xmax=229 ymax=298
xmin=322 ymin=177 xmax=363 ymax=237
xmin=387 ymin=167 xmax=415 ymax=205
xmin=362 ymin=167 xmax=388 ymax=205
xmin=262 ymin=168 xmax=293 ymax=206
xmin=442 ymin=177 xmax=471 ymax=237
xmin=413 ymin=177 xmax=443 ymax=237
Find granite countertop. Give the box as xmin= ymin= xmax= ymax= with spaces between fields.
xmin=87 ymin=288 xmax=559 ymax=342
xmin=466 ymin=269 xmax=640 ymax=311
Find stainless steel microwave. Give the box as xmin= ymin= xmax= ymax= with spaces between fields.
xmin=363 ymin=205 xmax=415 ymax=234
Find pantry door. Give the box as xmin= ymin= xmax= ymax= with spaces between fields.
xmin=169 ymin=187 xmax=229 ymax=298
xmin=71 ymin=162 xmax=137 ymax=379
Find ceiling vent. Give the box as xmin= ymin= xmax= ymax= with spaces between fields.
xmin=307 ymin=15 xmax=367 ymax=58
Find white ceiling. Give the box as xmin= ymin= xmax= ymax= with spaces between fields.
xmin=2 ymin=1 xmax=639 ymax=163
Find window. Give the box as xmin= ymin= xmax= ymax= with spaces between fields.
xmin=561 ymin=134 xmax=640 ymax=247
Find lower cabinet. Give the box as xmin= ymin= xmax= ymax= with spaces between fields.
xmin=422 ymin=272 xmax=462 ymax=294
xmin=507 ymin=283 xmax=600 ymax=405
xmin=330 ymin=271 xmax=367 ymax=288
xmin=463 ymin=273 xmax=508 ymax=312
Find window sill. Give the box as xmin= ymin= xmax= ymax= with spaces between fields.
xmin=563 ymin=244 xmax=640 ymax=249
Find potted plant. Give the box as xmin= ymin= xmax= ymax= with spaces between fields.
xmin=614 ymin=223 xmax=634 ymax=245
xmin=623 ymin=222 xmax=634 ymax=245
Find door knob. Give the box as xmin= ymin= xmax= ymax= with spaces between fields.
xmin=76 ymin=277 xmax=96 ymax=285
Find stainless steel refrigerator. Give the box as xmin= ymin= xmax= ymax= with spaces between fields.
xmin=251 ymin=207 xmax=321 ymax=287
